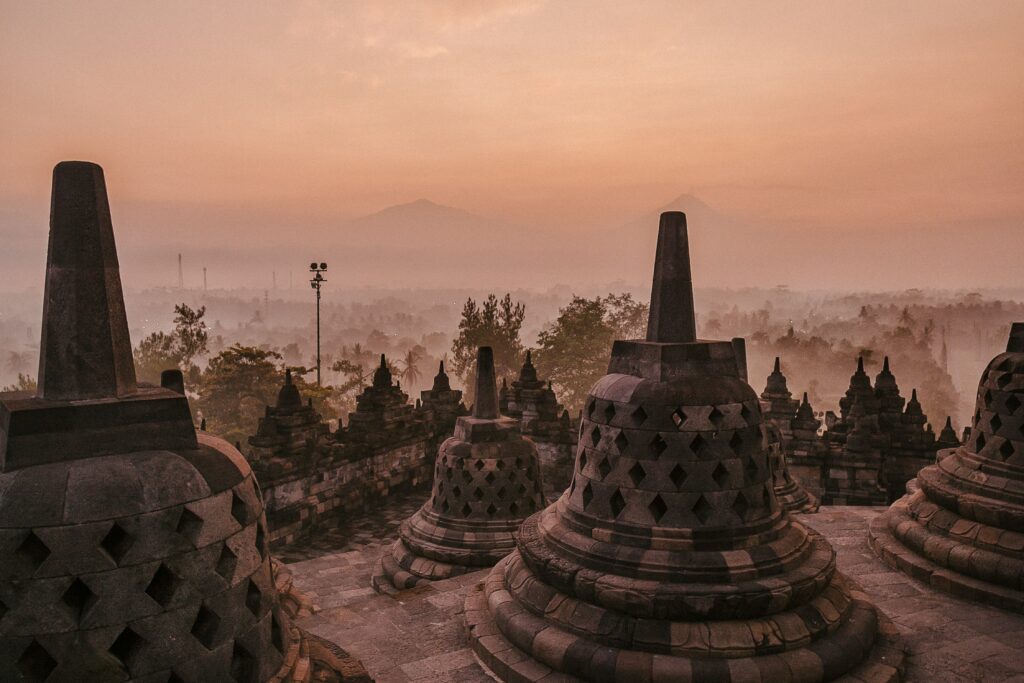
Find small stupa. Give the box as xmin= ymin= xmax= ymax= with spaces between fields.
xmin=870 ymin=323 xmax=1024 ymax=612
xmin=372 ymin=346 xmax=545 ymax=592
xmin=465 ymin=212 xmax=903 ymax=682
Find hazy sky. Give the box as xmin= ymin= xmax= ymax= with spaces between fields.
xmin=1 ymin=1 xmax=1022 ymax=291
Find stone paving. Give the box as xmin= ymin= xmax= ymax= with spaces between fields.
xmin=283 ymin=500 xmax=1024 ymax=682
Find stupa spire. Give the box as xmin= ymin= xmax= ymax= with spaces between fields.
xmin=37 ymin=161 xmax=137 ymax=400
xmin=473 ymin=346 xmax=499 ymax=419
xmin=645 ymin=211 xmax=696 ymax=343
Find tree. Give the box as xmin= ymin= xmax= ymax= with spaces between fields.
xmin=400 ymin=346 xmax=425 ymax=387
xmin=2 ymin=373 xmax=37 ymax=392
xmin=134 ymin=331 xmax=184 ymax=385
xmin=330 ymin=358 xmax=372 ymax=419
xmin=194 ymin=345 xmax=282 ymax=445
xmin=173 ymin=304 xmax=209 ymax=366
xmin=451 ymin=293 xmax=525 ymax=401
xmin=132 ymin=303 xmax=209 ymax=385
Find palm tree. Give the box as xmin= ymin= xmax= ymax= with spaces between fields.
xmin=400 ymin=347 xmax=423 ymax=387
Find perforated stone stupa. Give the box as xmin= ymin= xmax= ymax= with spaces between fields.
xmin=465 ymin=212 xmax=903 ymax=682
xmin=870 ymin=322 xmax=1024 ymax=613
xmin=0 ymin=162 xmax=348 ymax=682
xmin=372 ymin=346 xmax=545 ymax=593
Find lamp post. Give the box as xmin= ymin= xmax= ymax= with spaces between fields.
xmin=309 ymin=262 xmax=327 ymax=386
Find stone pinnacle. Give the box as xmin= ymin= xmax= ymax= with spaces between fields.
xmin=645 ymin=211 xmax=696 ymax=343
xmin=37 ymin=161 xmax=137 ymax=400
xmin=473 ymin=346 xmax=499 ymax=419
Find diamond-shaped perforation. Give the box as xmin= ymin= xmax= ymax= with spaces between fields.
xmin=729 ymin=431 xmax=743 ymax=452
xmin=485 ymin=471 xmax=496 ymax=485
xmin=581 ymin=482 xmax=594 ymax=509
xmin=692 ymin=495 xmax=713 ymax=524
xmin=255 ymin=524 xmax=267 ymax=561
xmin=983 ymin=389 xmax=994 ymax=407
xmin=671 ymin=407 xmax=687 ymax=429
xmin=744 ymin=456 xmax=759 ymax=481
xmin=976 ymin=432 xmax=987 ymax=451
xmin=614 ymin=431 xmax=629 ymax=453
xmin=628 ymin=462 xmax=646 ymax=486
xmin=452 ymin=485 xmax=462 ymax=498
xmin=461 ymin=502 xmax=472 ymax=517
xmin=1006 ymin=394 xmax=1021 ymax=414
xmin=997 ymin=374 xmax=1011 ymax=389
xmin=109 ymin=626 xmax=144 ymax=671
xmin=177 ymin=507 xmax=203 ymax=544
xmin=486 ymin=502 xmax=498 ymax=517
xmin=230 ymin=641 xmax=257 ymax=683
xmin=216 ymin=544 xmax=238 ymax=581
xmin=510 ymin=500 xmax=520 ymax=515
xmin=145 ymin=564 xmax=180 ymax=608
xmin=708 ymin=406 xmax=725 ymax=428
xmin=17 ymin=640 xmax=56 ymax=682
xmin=991 ymin=414 xmax=1003 ymax=432
xmin=597 ymin=457 xmax=612 ymax=479
xmin=16 ymin=531 xmax=51 ymax=571
xmin=650 ymin=434 xmax=668 ymax=458
xmin=578 ymin=452 xmax=588 ymax=471
xmin=690 ymin=434 xmax=708 ymax=457
xmin=270 ymin=615 xmax=284 ymax=653
xmin=712 ymin=462 xmax=730 ymax=488
xmin=474 ymin=459 xmax=485 ymax=470
xmin=62 ymin=577 xmax=97 ymax=622
xmin=732 ymin=492 xmax=750 ymax=521
xmin=669 ymin=463 xmax=687 ymax=489
xmin=100 ymin=523 xmax=133 ymax=565
xmin=609 ymin=489 xmax=626 ymax=517
xmin=740 ymin=403 xmax=754 ymax=424
xmin=604 ymin=402 xmax=616 ymax=424
xmin=1000 ymin=439 xmax=1015 ymax=460
xmin=586 ymin=399 xmax=597 ymax=419
xmin=231 ymin=492 xmax=249 ymax=526
xmin=648 ymin=494 xmax=668 ymax=523
xmin=473 ymin=487 xmax=484 ymax=500
xmin=245 ymin=579 xmax=262 ymax=617
xmin=631 ymin=406 xmax=648 ymax=426
xmin=590 ymin=426 xmax=602 ymax=447
xmin=191 ymin=604 xmax=222 ymax=650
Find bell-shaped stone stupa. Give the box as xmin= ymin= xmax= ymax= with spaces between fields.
xmin=372 ymin=346 xmax=545 ymax=593
xmin=870 ymin=323 xmax=1024 ymax=612
xmin=465 ymin=211 xmax=903 ymax=682
xmin=0 ymin=162 xmax=349 ymax=683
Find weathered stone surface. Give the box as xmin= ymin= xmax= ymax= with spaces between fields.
xmin=0 ymin=161 xmax=350 ymax=683
xmin=870 ymin=322 xmax=1024 ymax=612
xmin=466 ymin=212 xmax=902 ymax=682
xmin=373 ymin=347 xmax=545 ymax=592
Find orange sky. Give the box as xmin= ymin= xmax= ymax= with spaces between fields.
xmin=1 ymin=1 xmax=1022 ymax=290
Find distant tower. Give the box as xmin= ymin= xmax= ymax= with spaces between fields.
xmin=272 ymin=270 xmax=277 ymax=290
xmin=177 ymin=252 xmax=183 ymax=289
xmin=202 ymin=266 xmax=207 ymax=291
xmin=940 ymin=326 xmax=949 ymax=373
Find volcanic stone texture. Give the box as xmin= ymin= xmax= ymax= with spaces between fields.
xmin=870 ymin=322 xmax=1024 ymax=613
xmin=466 ymin=212 xmax=903 ymax=683
xmin=766 ymin=422 xmax=820 ymax=514
xmin=373 ymin=348 xmax=546 ymax=593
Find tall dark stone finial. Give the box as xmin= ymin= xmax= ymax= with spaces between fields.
xmin=645 ymin=212 xmax=696 ymax=343
xmin=773 ymin=357 xmax=781 ymax=373
xmin=37 ymin=161 xmax=137 ymax=400
xmin=473 ymin=346 xmax=499 ymax=419
xmin=1007 ymin=322 xmax=1024 ymax=353
xmin=857 ymin=356 xmax=865 ymax=373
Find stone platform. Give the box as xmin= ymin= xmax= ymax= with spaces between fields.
xmin=282 ymin=501 xmax=1024 ymax=683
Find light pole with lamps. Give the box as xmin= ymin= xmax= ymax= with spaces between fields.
xmin=309 ymin=262 xmax=327 ymax=386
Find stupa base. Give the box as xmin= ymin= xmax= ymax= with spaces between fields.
xmin=465 ymin=555 xmax=903 ymax=683
xmin=776 ymin=482 xmax=820 ymax=515
xmin=371 ymin=538 xmax=493 ymax=594
xmin=868 ymin=499 xmax=1024 ymax=614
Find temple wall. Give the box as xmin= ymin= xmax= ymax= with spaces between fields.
xmin=260 ymin=438 xmax=431 ymax=547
